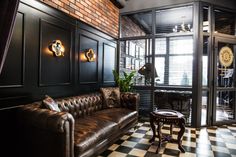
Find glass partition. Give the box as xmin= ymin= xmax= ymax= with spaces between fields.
xmin=119 ymin=2 xmax=236 ymax=127
xmin=201 ymin=91 xmax=208 ymax=125
xmin=120 ymin=39 xmax=152 ymax=86
xmin=120 ymin=11 xmax=152 ymax=38
xmin=216 ymin=91 xmax=235 ymax=121
xmin=155 ymin=36 xmax=193 ymax=86
xmin=203 ymin=6 xmax=209 ymax=32
xmin=217 ymin=42 xmax=235 ymax=88
xmin=202 ymin=36 xmax=209 ymax=86
xmin=156 ymin=6 xmax=193 ymax=34
xmin=214 ymin=9 xmax=236 ymax=35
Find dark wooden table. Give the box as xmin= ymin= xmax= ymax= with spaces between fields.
xmin=154 ymin=90 xmax=192 ymax=120
xmin=149 ymin=109 xmax=186 ymax=153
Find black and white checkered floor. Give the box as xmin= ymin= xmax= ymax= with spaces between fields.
xmin=98 ymin=122 xmax=236 ymax=157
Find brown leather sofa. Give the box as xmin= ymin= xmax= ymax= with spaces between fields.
xmin=18 ymin=92 xmax=139 ymax=157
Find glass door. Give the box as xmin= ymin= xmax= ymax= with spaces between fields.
xmin=212 ymin=37 xmax=236 ymax=125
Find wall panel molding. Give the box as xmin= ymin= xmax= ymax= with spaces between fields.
xmin=0 ymin=0 xmax=20 ymax=75
xmin=0 ymin=12 xmax=25 ymax=88
xmin=38 ymin=19 xmax=72 ymax=87
xmin=103 ymin=43 xmax=116 ymax=84
xmin=79 ymin=34 xmax=99 ymax=84
xmin=0 ymin=0 xmax=117 ymax=109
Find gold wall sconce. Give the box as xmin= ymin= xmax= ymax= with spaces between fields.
xmin=48 ymin=40 xmax=65 ymax=57
xmin=80 ymin=48 xmax=96 ymax=62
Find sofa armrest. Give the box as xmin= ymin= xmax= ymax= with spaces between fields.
xmin=18 ymin=104 xmax=75 ymax=157
xmin=120 ymin=92 xmax=140 ymax=112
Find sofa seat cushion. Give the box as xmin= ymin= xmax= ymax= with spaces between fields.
xmin=94 ymin=108 xmax=138 ymax=129
xmin=74 ymin=117 xmax=118 ymax=154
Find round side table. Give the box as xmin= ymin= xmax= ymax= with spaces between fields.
xmin=149 ymin=109 xmax=186 ymax=153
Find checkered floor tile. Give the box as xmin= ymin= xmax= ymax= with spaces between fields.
xmin=98 ymin=122 xmax=236 ymax=157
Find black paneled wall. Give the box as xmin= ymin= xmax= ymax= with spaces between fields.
xmin=0 ymin=1 xmax=117 ymax=156
xmin=0 ymin=1 xmax=117 ymax=109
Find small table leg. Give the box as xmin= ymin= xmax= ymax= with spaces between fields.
xmin=156 ymin=121 xmax=162 ymax=153
xmin=149 ymin=113 xmax=156 ymax=143
xmin=177 ymin=118 xmax=186 ymax=153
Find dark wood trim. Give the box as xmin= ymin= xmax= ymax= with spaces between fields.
xmin=21 ymin=11 xmax=26 ymax=88
xmin=0 ymin=105 xmax=23 ymax=111
xmin=38 ymin=19 xmax=73 ymax=87
xmin=78 ymin=34 xmax=99 ymax=85
xmin=102 ymin=43 xmax=117 ymax=84
xmin=0 ymin=0 xmax=20 ymax=74
xmin=0 ymin=85 xmax=24 ymax=88
xmin=20 ymin=0 xmax=117 ymax=41
xmin=0 ymin=0 xmax=117 ymax=111
xmin=0 ymin=11 xmax=25 ymax=88
xmin=0 ymin=95 xmax=30 ymax=109
xmin=79 ymin=82 xmax=99 ymax=85
xmin=77 ymin=21 xmax=117 ymax=42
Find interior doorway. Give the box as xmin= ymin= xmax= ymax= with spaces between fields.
xmin=211 ymin=37 xmax=236 ymax=125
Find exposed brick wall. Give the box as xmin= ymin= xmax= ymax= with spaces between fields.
xmin=40 ymin=0 xmax=119 ymax=38
xmin=121 ymin=16 xmax=146 ymax=37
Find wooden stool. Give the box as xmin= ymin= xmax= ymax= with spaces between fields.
xmin=149 ymin=109 xmax=186 ymax=153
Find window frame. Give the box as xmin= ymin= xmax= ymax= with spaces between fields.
xmin=153 ymin=35 xmax=194 ymax=86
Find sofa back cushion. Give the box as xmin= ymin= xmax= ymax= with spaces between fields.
xmin=100 ymin=87 xmax=120 ymax=108
xmin=56 ymin=93 xmax=103 ymax=118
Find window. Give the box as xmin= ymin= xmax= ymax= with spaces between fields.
xmin=169 ymin=55 xmax=193 ymax=85
xmin=155 ymin=36 xmax=193 ymax=86
xmin=155 ymin=57 xmax=165 ymax=84
xmin=156 ymin=6 xmax=193 ymax=34
xmin=202 ymin=36 xmax=209 ymax=86
xmin=155 ymin=38 xmax=166 ymax=54
xmin=203 ymin=6 xmax=209 ymax=32
xmin=119 ymin=39 xmax=152 ymax=86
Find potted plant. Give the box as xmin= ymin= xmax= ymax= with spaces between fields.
xmin=112 ymin=70 xmax=135 ymax=92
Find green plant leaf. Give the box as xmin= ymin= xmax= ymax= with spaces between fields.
xmin=112 ymin=70 xmax=135 ymax=92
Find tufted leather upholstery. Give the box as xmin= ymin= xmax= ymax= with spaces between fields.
xmin=20 ymin=102 xmax=75 ymax=133
xmin=18 ymin=92 xmax=140 ymax=157
xmin=56 ymin=93 xmax=103 ymax=118
xmin=121 ymin=92 xmax=140 ymax=112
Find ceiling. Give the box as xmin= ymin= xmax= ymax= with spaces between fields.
xmin=125 ymin=6 xmax=193 ymax=34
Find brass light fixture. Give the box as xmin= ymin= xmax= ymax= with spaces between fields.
xmin=80 ymin=48 xmax=96 ymax=62
xmin=85 ymin=48 xmax=96 ymax=62
xmin=48 ymin=40 xmax=65 ymax=57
